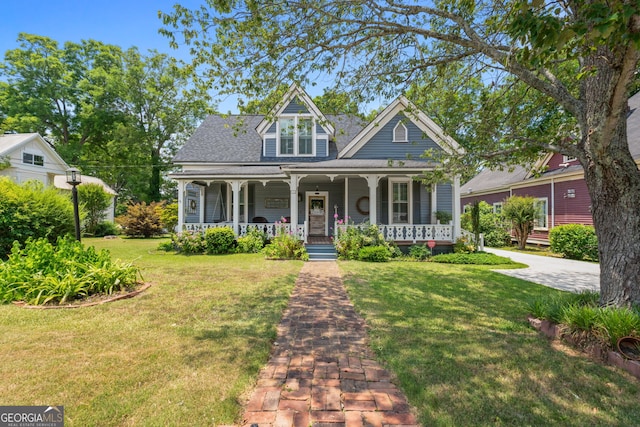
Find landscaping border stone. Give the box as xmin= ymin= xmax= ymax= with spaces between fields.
xmin=527 ymin=315 xmax=640 ymax=380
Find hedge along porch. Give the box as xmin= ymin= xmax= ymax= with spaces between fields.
xmin=171 ymin=84 xmax=463 ymax=244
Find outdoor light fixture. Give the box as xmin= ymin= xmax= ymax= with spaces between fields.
xmin=66 ymin=167 xmax=82 ymax=241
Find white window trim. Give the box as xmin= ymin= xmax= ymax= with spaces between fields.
xmin=493 ymin=202 xmax=503 ymax=214
xmin=388 ymin=178 xmax=412 ymax=224
xmin=562 ymin=155 xmax=577 ymax=163
xmin=22 ymin=151 xmax=45 ymax=167
xmin=533 ymin=197 xmax=548 ymax=230
xmin=392 ymin=121 xmax=408 ymax=143
xmin=277 ymin=115 xmax=316 ymax=157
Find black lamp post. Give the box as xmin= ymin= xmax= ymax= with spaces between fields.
xmin=66 ymin=167 xmax=82 ymax=241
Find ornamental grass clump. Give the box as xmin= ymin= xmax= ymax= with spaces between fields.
xmin=0 ymin=236 xmax=141 ymax=305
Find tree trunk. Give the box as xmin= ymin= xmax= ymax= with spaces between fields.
xmin=149 ymin=149 xmax=162 ymax=202
xmin=581 ymin=47 xmax=640 ymax=307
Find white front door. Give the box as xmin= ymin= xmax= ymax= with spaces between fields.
xmin=307 ymin=191 xmax=329 ymax=236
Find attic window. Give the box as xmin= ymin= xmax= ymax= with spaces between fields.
xmin=562 ymin=155 xmax=577 ymax=163
xmin=23 ymin=152 xmax=44 ymax=167
xmin=393 ymin=121 xmax=408 ymax=142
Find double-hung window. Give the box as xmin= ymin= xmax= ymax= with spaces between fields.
xmin=390 ymin=179 xmax=411 ymax=224
xmin=533 ymin=198 xmax=548 ymax=229
xmin=279 ymin=117 xmax=314 ymax=156
xmin=23 ymin=152 xmax=44 ymax=166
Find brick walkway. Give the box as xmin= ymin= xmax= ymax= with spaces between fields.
xmin=241 ymin=262 xmax=419 ymax=427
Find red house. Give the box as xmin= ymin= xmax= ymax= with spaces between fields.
xmin=461 ymin=91 xmax=640 ymax=244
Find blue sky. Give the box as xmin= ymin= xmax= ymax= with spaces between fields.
xmin=0 ymin=0 xmax=245 ymax=112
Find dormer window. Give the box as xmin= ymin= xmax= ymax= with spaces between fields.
xmin=279 ymin=117 xmax=314 ymax=156
xmin=393 ymin=121 xmax=408 ymax=142
xmin=23 ymin=152 xmax=44 ymax=166
xmin=562 ymin=155 xmax=577 ymax=163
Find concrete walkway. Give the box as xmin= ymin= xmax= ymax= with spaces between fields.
xmin=241 ymin=262 xmax=418 ymax=427
xmin=485 ymin=247 xmax=600 ymax=293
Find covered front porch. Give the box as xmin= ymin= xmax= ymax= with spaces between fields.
xmin=173 ymin=163 xmax=461 ymax=244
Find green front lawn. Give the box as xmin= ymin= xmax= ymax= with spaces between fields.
xmin=0 ymin=237 xmax=302 ymax=426
xmin=340 ymin=261 xmax=640 ymax=426
xmin=1 ymin=238 xmax=638 ymax=426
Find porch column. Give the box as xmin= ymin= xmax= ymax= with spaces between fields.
xmin=199 ymin=185 xmax=206 ymax=224
xmin=344 ymin=177 xmax=349 ymax=221
xmin=289 ymin=175 xmax=300 ymax=239
xmin=177 ymin=180 xmax=185 ymax=231
xmin=452 ymin=175 xmax=461 ymax=239
xmin=362 ymin=174 xmax=381 ymax=225
xmin=228 ymin=180 xmax=243 ymax=235
xmin=431 ymin=184 xmax=437 ymax=224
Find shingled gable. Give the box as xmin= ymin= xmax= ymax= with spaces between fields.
xmin=338 ymin=96 xmax=463 ymax=158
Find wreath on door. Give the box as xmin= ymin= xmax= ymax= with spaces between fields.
xmin=356 ymin=196 xmax=370 ymax=215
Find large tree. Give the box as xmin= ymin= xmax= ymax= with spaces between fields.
xmin=0 ymin=34 xmax=212 ymax=202
xmin=160 ymin=1 xmax=640 ymax=307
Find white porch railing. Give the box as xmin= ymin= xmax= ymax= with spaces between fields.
xmin=181 ymin=222 xmax=307 ymax=241
xmin=336 ymin=223 xmax=454 ymax=243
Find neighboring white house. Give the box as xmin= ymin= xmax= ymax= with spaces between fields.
xmin=1 ymin=132 xmax=117 ymax=222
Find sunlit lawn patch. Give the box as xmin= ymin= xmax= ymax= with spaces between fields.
xmin=0 ymin=237 xmax=302 ymax=426
xmin=340 ymin=261 xmax=640 ymax=426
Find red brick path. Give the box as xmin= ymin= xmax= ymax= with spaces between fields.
xmin=241 ymin=262 xmax=419 ymax=427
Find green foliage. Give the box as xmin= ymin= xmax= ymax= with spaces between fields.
xmin=0 ymin=177 xmax=75 ymax=257
xmin=237 ymin=227 xmax=267 ymax=253
xmin=116 ymin=202 xmax=164 ymax=238
xmin=158 ymin=202 xmax=179 ymax=232
xmin=454 ymin=236 xmax=475 ymax=254
xmin=358 ymin=245 xmax=391 ymax=262
xmin=334 ymin=223 xmax=392 ymax=261
xmin=502 ymin=196 xmax=538 ymax=250
xmin=598 ymin=308 xmax=640 ymax=348
xmin=409 ymin=244 xmax=431 ymax=261
xmin=92 ymin=221 xmax=119 ymax=237
xmin=435 ymin=210 xmax=452 ymax=224
xmin=0 ymin=236 xmax=140 ymax=305
xmin=560 ymin=304 xmax=601 ymax=334
xmin=431 ymin=252 xmax=515 ymax=265
xmin=461 ymin=201 xmax=511 ymax=247
xmin=78 ymin=183 xmax=111 ymax=236
xmin=262 ymin=222 xmax=308 ymax=260
xmin=549 ymin=224 xmax=599 ymax=261
xmin=204 ymin=226 xmax=236 ymax=255
xmin=170 ymin=231 xmax=206 ymax=255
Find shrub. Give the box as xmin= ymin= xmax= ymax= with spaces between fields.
xmin=549 ymin=224 xmax=598 ymax=261
xmin=358 ymin=245 xmax=390 ymax=262
xmin=158 ymin=202 xmax=179 ymax=232
xmin=116 ymin=202 xmax=164 ymax=238
xmin=78 ymin=183 xmax=111 ymax=236
xmin=484 ymin=229 xmax=512 ymax=247
xmin=454 ymin=236 xmax=475 ymax=253
xmin=335 ymin=223 xmax=392 ymax=261
xmin=263 ymin=221 xmax=308 ymax=260
xmin=560 ymin=304 xmax=600 ymax=333
xmin=435 ymin=210 xmax=452 ymax=224
xmin=597 ymin=307 xmax=640 ymax=348
xmin=93 ymin=221 xmax=119 ymax=237
xmin=237 ymin=228 xmax=267 ymax=253
xmin=171 ymin=232 xmax=206 ymax=254
xmin=0 ymin=236 xmax=140 ymax=305
xmin=204 ymin=227 xmax=236 ymax=254
xmin=0 ymin=177 xmax=75 ymax=257
xmin=461 ymin=201 xmax=511 ymax=247
xmin=431 ymin=252 xmax=514 ymax=265
xmin=409 ymin=244 xmax=430 ymax=260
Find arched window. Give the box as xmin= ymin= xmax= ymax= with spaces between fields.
xmin=393 ymin=121 xmax=408 ymax=142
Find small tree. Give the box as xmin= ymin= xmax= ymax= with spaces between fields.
xmin=116 ymin=202 xmax=164 ymax=238
xmin=502 ymin=196 xmax=537 ymax=250
xmin=470 ymin=201 xmax=481 ymax=252
xmin=78 ymin=183 xmax=111 ymax=236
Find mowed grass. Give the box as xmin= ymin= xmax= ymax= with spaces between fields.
xmin=0 ymin=237 xmax=302 ymax=426
xmin=340 ymin=261 xmax=640 ymax=426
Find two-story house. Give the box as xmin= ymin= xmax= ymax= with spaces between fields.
xmin=170 ymin=84 xmax=464 ymax=246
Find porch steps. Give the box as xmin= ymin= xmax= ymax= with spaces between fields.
xmin=305 ymin=244 xmax=337 ymax=261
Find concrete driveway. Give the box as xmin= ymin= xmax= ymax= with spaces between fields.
xmin=485 ymin=247 xmax=600 ymax=293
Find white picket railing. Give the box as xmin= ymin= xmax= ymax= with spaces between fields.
xmin=181 ymin=222 xmax=307 ymax=241
xmin=335 ymin=223 xmax=454 ymax=243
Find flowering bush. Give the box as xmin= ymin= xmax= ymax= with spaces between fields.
xmin=262 ymin=218 xmax=308 ymax=260
xmin=334 ymin=221 xmax=394 ymax=261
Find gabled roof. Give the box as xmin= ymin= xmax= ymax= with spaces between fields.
xmin=255 ymin=83 xmax=335 ymax=136
xmin=53 ymin=174 xmax=117 ymax=195
xmin=338 ymin=96 xmax=463 ymax=158
xmin=461 ymin=91 xmax=640 ymax=195
xmin=0 ymin=133 xmax=69 ymax=171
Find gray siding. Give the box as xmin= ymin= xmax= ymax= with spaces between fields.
xmin=282 ymin=97 xmax=310 ymax=114
xmin=265 ymin=138 xmax=277 ymax=156
xmin=347 ymin=178 xmax=370 ymax=224
xmin=266 ymin=122 xmax=277 ymax=133
xmin=436 ymin=183 xmax=453 ymax=219
xmin=316 ymin=138 xmax=328 ymax=157
xmin=419 ymin=184 xmax=431 ymax=223
xmin=253 ymin=182 xmax=290 ymax=222
xmin=316 ymin=123 xmax=327 ymax=134
xmin=351 ymin=114 xmax=443 ymax=160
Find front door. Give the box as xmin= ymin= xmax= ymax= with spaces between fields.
xmin=307 ymin=192 xmax=328 ymax=236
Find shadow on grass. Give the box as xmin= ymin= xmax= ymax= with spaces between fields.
xmin=341 ymin=262 xmax=640 ymax=426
